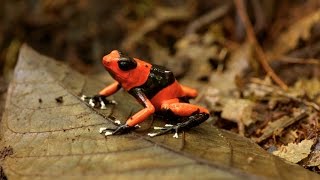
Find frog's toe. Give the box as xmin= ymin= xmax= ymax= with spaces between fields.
xmin=99 ymin=127 xmax=108 ymax=133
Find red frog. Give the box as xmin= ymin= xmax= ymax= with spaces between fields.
xmin=85 ymin=50 xmax=209 ymax=138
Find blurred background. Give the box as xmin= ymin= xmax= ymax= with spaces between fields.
xmin=1 ymin=0 xmax=318 ymax=81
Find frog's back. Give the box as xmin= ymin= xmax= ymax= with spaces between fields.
xmin=135 ymin=64 xmax=175 ymax=98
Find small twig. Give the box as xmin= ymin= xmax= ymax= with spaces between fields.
xmin=253 ymin=110 xmax=308 ymax=143
xmin=121 ymin=4 xmax=194 ymax=52
xmin=234 ymin=0 xmax=288 ymax=90
xmin=142 ymin=116 xmax=155 ymax=132
xmin=249 ymin=80 xmax=320 ymax=111
xmin=179 ymin=131 xmax=186 ymax=151
xmin=250 ymin=0 xmax=266 ymax=33
xmin=186 ymin=3 xmax=231 ymax=34
xmin=272 ymin=55 xmax=320 ymax=65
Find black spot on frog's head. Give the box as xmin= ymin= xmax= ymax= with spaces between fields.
xmin=117 ymin=52 xmax=137 ymax=71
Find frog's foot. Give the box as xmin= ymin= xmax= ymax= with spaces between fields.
xmin=99 ymin=124 xmax=140 ymax=136
xmin=148 ymin=113 xmax=209 ymax=138
xmin=147 ymin=124 xmax=180 ymax=138
xmin=81 ymin=95 xmax=117 ymax=109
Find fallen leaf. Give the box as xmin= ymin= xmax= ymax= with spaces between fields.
xmin=308 ymin=151 xmax=320 ymax=167
xmin=220 ymin=98 xmax=255 ymax=136
xmin=273 ymin=139 xmax=314 ymax=163
xmin=204 ymin=43 xmax=252 ymax=113
xmin=306 ymin=138 xmax=320 ymax=167
xmin=272 ymin=10 xmax=320 ymax=55
xmin=253 ymin=109 xmax=308 ymax=143
xmin=121 ymin=4 xmax=194 ymax=52
xmin=293 ymin=78 xmax=320 ymax=100
xmin=175 ymin=33 xmax=221 ymax=85
xmin=0 ymin=45 xmax=319 ymax=179
xmin=221 ymin=98 xmax=255 ymax=126
xmin=209 ymin=42 xmax=251 ymax=94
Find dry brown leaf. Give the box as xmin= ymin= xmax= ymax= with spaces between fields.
xmin=0 ymin=45 xmax=319 ymax=179
xmin=220 ymin=98 xmax=255 ymax=136
xmin=175 ymin=33 xmax=222 ymax=86
xmin=221 ymin=99 xmax=255 ymax=126
xmin=254 ymin=109 xmax=307 ymax=143
xmin=293 ymin=78 xmax=320 ymax=99
xmin=308 ymin=151 xmax=320 ymax=167
xmin=273 ymin=139 xmax=315 ymax=163
xmin=272 ymin=10 xmax=320 ymax=55
xmin=306 ymin=138 xmax=320 ymax=167
xmin=209 ymin=42 xmax=251 ymax=94
xmin=121 ymin=4 xmax=194 ymax=52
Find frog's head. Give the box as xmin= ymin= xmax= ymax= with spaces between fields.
xmin=102 ymin=50 xmax=137 ymax=82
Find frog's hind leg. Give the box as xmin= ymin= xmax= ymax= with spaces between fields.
xmin=181 ymin=85 xmax=198 ymax=98
xmin=160 ymin=98 xmax=209 ymax=116
xmin=148 ymin=112 xmax=209 ymax=138
xmin=148 ymin=98 xmax=209 ymax=138
xmin=177 ymin=113 xmax=209 ymax=129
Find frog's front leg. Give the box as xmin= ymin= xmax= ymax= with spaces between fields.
xmin=81 ymin=94 xmax=117 ymax=109
xmin=81 ymin=81 xmax=120 ymax=109
xmin=99 ymin=124 xmax=137 ymax=136
xmin=100 ymin=88 xmax=155 ymax=136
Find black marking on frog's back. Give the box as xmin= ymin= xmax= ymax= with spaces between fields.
xmin=129 ymin=64 xmax=175 ymax=99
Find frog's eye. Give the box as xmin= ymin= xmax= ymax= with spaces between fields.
xmin=118 ymin=56 xmax=137 ymax=71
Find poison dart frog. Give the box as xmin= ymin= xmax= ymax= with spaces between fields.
xmin=83 ymin=50 xmax=209 ymax=138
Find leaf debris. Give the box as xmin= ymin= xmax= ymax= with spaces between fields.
xmin=0 ymin=146 xmax=13 ymax=161
xmin=273 ymin=139 xmax=314 ymax=163
xmin=55 ymin=96 xmax=64 ymax=103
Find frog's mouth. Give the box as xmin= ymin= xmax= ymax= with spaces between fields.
xmin=107 ymin=70 xmax=117 ymax=79
xmin=106 ymin=68 xmax=127 ymax=82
